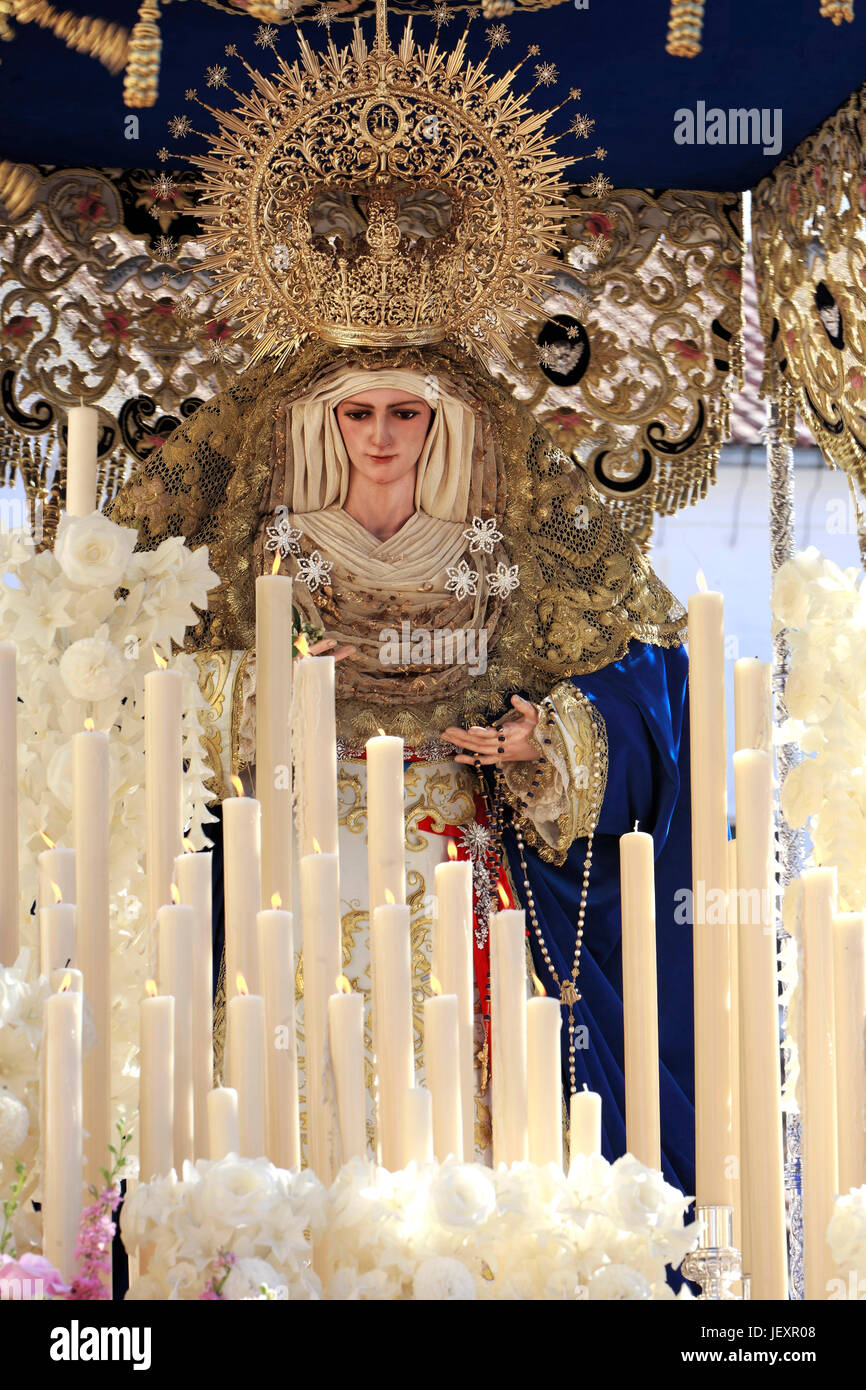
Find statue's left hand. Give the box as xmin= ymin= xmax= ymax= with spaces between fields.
xmin=307 ymin=637 xmax=356 ymax=662
xmin=443 ymin=694 xmax=541 ymax=764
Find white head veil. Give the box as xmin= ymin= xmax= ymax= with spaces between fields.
xmin=289 ymin=366 xmax=476 ymax=523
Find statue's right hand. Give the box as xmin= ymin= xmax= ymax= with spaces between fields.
xmin=307 ymin=637 xmax=356 ymax=663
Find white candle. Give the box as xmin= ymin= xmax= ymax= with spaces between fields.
xmin=300 ymin=851 xmax=342 ymax=1181
xmin=174 ymin=849 xmax=213 ymax=1159
xmin=227 ymin=979 xmax=266 ymax=1158
xmin=295 ymin=654 xmax=338 ymax=858
xmin=50 ymin=966 xmax=82 ymax=994
xmin=832 ymin=911 xmax=866 ymax=1193
xmin=401 ymin=1087 xmax=434 ymax=1166
xmin=207 ymin=1086 xmax=239 ymax=1160
xmin=139 ymin=982 xmax=174 ymax=1181
xmin=42 ymin=978 xmax=83 ymax=1282
xmin=733 ymin=657 xmax=772 ymax=752
xmin=527 ymin=993 xmax=562 ymax=1167
xmin=733 ymin=749 xmax=787 ymax=1299
xmin=328 ymin=982 xmax=366 ymax=1162
xmin=39 ymin=901 xmax=76 ymax=978
xmin=569 ymin=1086 xmax=602 ymax=1161
xmin=255 ymin=569 xmax=294 ymax=909
xmin=619 ymin=826 xmax=660 ymax=1170
xmin=73 ymin=725 xmax=111 ymax=1193
xmin=65 ymin=404 xmax=99 ymax=515
xmin=37 ymin=845 xmax=75 ymax=911
xmin=145 ymin=664 xmax=184 ymax=948
xmin=801 ymin=866 xmax=840 ymax=1301
xmin=366 ymin=733 xmax=405 ymax=911
xmin=0 ymin=643 xmax=19 ymax=966
xmin=222 ymin=787 xmax=262 ymax=1008
xmin=433 ymin=852 xmax=474 ymax=1159
xmin=424 ymin=989 xmax=463 ymax=1161
xmin=371 ymin=900 xmax=414 ymax=1170
xmin=687 ymin=586 xmax=735 ymax=1208
xmin=257 ymin=901 xmax=300 ymax=1169
xmin=157 ymin=902 xmax=195 ymax=1169
xmin=490 ymin=908 xmax=528 ymax=1167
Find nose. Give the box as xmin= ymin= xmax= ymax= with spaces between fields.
xmin=370 ymin=409 xmax=393 ymax=449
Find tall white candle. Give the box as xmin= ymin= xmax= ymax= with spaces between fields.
xmin=300 ymin=850 xmax=342 ymax=1181
xmin=207 ymin=1086 xmax=239 ymax=1160
xmin=39 ymin=900 xmax=76 ymax=978
xmin=255 ymin=567 xmax=294 ymax=909
xmin=366 ymin=733 xmax=405 ymax=911
xmin=174 ymin=848 xmax=213 ymax=1159
xmin=371 ymin=899 xmax=414 ymax=1170
xmin=37 ymin=843 xmax=75 ymax=912
xmin=157 ymin=901 xmax=195 ymax=1169
xmin=295 ymin=654 xmax=338 ymax=858
xmin=832 ymin=911 xmax=866 ymax=1193
xmin=619 ymin=826 xmax=660 ymax=1170
xmin=73 ymin=724 xmax=111 ymax=1193
xmin=424 ymin=988 xmax=462 ymax=1161
xmin=527 ymin=993 xmax=562 ymax=1167
xmin=145 ymin=663 xmax=184 ymax=950
xmin=569 ymin=1086 xmax=602 ymax=1161
xmin=0 ymin=643 xmax=19 ymax=966
xmin=257 ymin=900 xmax=300 ymax=1169
xmin=401 ymin=1087 xmax=434 ymax=1166
xmin=42 ymin=977 xmax=83 ymax=1282
xmin=490 ymin=908 xmax=528 ymax=1166
xmin=687 ymin=586 xmax=735 ymax=1208
xmin=733 ymin=657 xmax=772 ymax=752
xmin=733 ymin=749 xmax=787 ymax=1299
xmin=228 ymin=978 xmax=266 ymax=1159
xmin=328 ymin=981 xmax=366 ymax=1162
xmin=433 ymin=851 xmax=474 ymax=1159
xmin=222 ymin=786 xmax=262 ymax=1010
xmin=801 ymin=866 xmax=840 ymax=1301
xmin=139 ymin=982 xmax=174 ymax=1181
xmin=65 ymin=404 xmax=99 ymax=516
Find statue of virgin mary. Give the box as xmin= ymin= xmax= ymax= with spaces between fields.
xmin=107 ymin=334 xmax=696 ymax=1196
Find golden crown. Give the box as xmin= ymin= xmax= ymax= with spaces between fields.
xmin=165 ymin=0 xmax=606 ymax=365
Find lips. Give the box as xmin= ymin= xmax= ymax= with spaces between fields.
xmin=368 ymin=454 xmax=396 ymax=463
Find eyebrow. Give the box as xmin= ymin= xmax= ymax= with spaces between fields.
xmin=338 ymin=397 xmax=429 ymax=409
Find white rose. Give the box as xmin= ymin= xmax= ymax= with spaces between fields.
xmin=429 ymin=1160 xmax=497 ymax=1229
xmin=827 ymin=1188 xmax=866 ymax=1273
xmin=586 ymin=1263 xmax=653 ymax=1300
xmin=0 ymin=1089 xmax=29 ymax=1153
xmin=54 ymin=514 xmax=136 ymax=590
xmin=413 ymin=1255 xmax=477 ymax=1301
xmin=222 ymin=1257 xmax=286 ymax=1301
xmin=196 ymin=1154 xmax=282 ymax=1231
xmin=59 ymin=637 xmax=126 ymax=703
xmin=605 ymin=1155 xmax=690 ymax=1233
xmin=779 ymin=757 xmax=822 ymax=830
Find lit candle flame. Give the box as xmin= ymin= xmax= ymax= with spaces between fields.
xmin=294 ymin=631 xmax=310 ymax=658
xmin=634 ymin=820 xmax=639 ymax=833
xmin=59 ymin=971 xmax=72 ymax=993
xmin=271 ymin=891 xmax=282 ymax=909
xmin=152 ymin=646 xmax=168 ymax=670
xmin=695 ymin=568 xmax=708 ymax=593
xmin=376 ymin=727 xmax=386 ymax=737
xmin=531 ymin=971 xmax=546 ymax=997
xmin=84 ymin=717 xmax=95 ymax=731
xmin=430 ymin=974 xmax=442 ymax=996
xmin=447 ymin=840 xmax=458 ymax=862
xmin=384 ymin=888 xmax=395 ymax=905
xmin=50 ymin=880 xmax=63 ymax=904
xmin=230 ymin=774 xmax=244 ymax=797
xmin=336 ymin=974 xmax=351 ymax=994
xmin=271 ymin=552 xmax=281 ymax=575
xmin=40 ymin=831 xmax=56 ymax=849
xmin=145 ymin=978 xmax=157 ymax=998
xmin=497 ymin=882 xmax=509 ymax=908
xmin=312 ymin=837 xmax=321 ymax=854
xmin=170 ymin=882 xmax=180 ymax=904
xmin=236 ymin=972 xmax=249 ymax=996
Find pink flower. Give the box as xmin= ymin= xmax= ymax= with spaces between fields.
xmin=0 ymin=1252 xmax=70 ymax=1298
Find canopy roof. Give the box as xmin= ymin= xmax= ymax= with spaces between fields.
xmin=1 ymin=0 xmax=865 ymax=189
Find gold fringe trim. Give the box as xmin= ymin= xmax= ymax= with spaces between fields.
xmin=11 ymin=1 xmax=129 ymax=75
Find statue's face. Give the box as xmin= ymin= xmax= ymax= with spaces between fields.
xmin=334 ymin=388 xmax=433 ymax=486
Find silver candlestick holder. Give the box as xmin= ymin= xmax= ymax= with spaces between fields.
xmin=681 ymin=1205 xmax=743 ymax=1299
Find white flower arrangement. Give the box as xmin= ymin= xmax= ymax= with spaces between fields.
xmin=827 ymin=1186 xmax=866 ymax=1298
xmin=0 ymin=952 xmax=48 ymax=1201
xmin=121 ymin=1155 xmax=326 ymax=1300
xmin=0 ymin=514 xmax=220 ymax=1198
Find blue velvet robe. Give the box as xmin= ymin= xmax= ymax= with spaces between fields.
xmin=504 ymin=639 xmax=696 ymax=1200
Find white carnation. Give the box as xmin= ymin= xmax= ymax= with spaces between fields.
xmin=59 ymin=636 xmax=126 ymax=702
xmin=412 ymin=1255 xmax=477 ymax=1301
xmin=54 ymin=514 xmax=136 ymax=590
